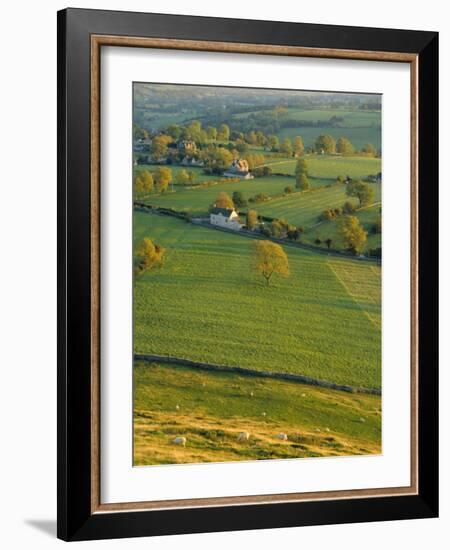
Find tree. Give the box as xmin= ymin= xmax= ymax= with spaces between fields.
xmin=206 ymin=126 xmax=217 ymax=141
xmin=295 ymin=158 xmax=309 ymax=178
xmin=201 ymin=146 xmax=233 ymax=174
xmin=325 ymin=238 xmax=333 ymax=250
xmin=280 ymin=137 xmax=293 ymax=156
xmin=217 ymin=123 xmax=230 ymax=141
xmin=214 ymin=191 xmax=234 ymax=209
xmin=293 ymin=136 xmax=305 ymax=156
xmin=151 ymin=134 xmax=172 ymax=159
xmin=134 ymin=238 xmax=165 ymax=275
xmin=337 ymin=215 xmax=367 ymax=254
xmin=315 ymin=134 xmax=336 ymax=154
xmin=134 ymin=170 xmax=153 ymax=195
xmin=346 ymin=180 xmax=374 ymax=207
xmin=336 ymin=137 xmax=355 ymax=155
xmin=232 ymin=191 xmax=247 ymax=207
xmin=246 ymin=209 xmax=258 ymax=230
xmin=361 ymin=143 xmax=377 ymax=157
xmin=267 ymin=135 xmax=279 ymax=151
xmin=296 ymin=173 xmax=310 ymax=191
xmin=175 ymin=169 xmax=191 ymax=185
xmin=154 ymin=166 xmax=172 ymax=193
xmin=342 ymin=201 xmax=356 ymax=214
xmin=256 ymin=131 xmax=267 ymax=147
xmin=252 ymin=240 xmax=290 ymax=286
xmin=166 ymin=124 xmax=182 ymax=140
xmin=284 ymin=185 xmax=294 ymax=194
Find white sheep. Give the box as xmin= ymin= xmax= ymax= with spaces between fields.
xmin=276 ymin=432 xmax=288 ymax=441
xmin=262 ymin=412 xmax=267 ymax=417
xmin=237 ymin=431 xmax=250 ymax=442
xmin=175 ymin=404 xmax=180 ymax=411
xmin=172 ymin=436 xmax=186 ymax=446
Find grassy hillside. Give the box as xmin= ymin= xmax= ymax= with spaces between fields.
xmin=134 ymin=213 xmax=381 ymax=389
xmin=134 ymin=362 xmax=381 ymax=465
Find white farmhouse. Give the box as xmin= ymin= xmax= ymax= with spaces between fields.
xmin=210 ymin=207 xmax=243 ymax=231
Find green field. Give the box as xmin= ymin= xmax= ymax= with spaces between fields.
xmin=134 ymin=213 xmax=381 ymax=389
xmin=134 ymin=362 xmax=381 ymax=465
xmin=310 ymin=203 xmax=381 ymax=252
xmin=146 ymin=175 xmax=299 ymax=215
xmin=250 ymin=182 xmax=381 ymax=229
xmin=265 ymin=154 xmax=381 ymax=179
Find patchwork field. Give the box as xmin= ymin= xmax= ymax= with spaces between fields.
xmin=134 ymin=362 xmax=381 ymax=465
xmin=134 ymin=212 xmax=381 ymax=389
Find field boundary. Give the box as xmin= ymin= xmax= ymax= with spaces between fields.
xmin=134 ymin=353 xmax=381 ymax=396
xmin=134 ymin=201 xmax=381 ymax=264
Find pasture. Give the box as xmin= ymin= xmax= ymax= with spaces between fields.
xmin=265 ymin=154 xmax=382 ymax=180
xmin=146 ymin=175 xmax=298 ymax=215
xmin=251 ymin=182 xmax=381 ymax=229
xmin=134 ymin=362 xmax=381 ymax=465
xmin=134 ymin=212 xmax=381 ymax=389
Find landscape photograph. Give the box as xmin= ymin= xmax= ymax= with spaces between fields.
xmin=132 ymin=83 xmax=382 ymax=466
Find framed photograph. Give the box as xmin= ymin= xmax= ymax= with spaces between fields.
xmin=57 ymin=8 xmax=438 ymax=541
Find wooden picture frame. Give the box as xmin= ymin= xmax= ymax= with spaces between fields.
xmin=57 ymin=8 xmax=438 ymax=541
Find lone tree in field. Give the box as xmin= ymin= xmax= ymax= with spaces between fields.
xmin=214 ymin=191 xmax=234 ymax=209
xmin=246 ymin=209 xmax=258 ymax=230
xmin=295 ymin=158 xmax=309 ymax=178
xmin=252 ymin=240 xmax=290 ymax=286
xmin=232 ymin=191 xmax=247 ymax=207
xmin=134 ymin=238 xmax=165 ymax=275
xmin=346 ymin=179 xmax=374 ymax=207
xmin=296 ymin=173 xmax=310 ymax=191
xmin=337 ymin=216 xmax=367 ymax=254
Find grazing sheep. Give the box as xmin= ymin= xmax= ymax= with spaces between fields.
xmin=249 ymin=391 xmax=254 ymax=397
xmin=172 ymin=436 xmax=186 ymax=446
xmin=237 ymin=431 xmax=250 ymax=442
xmin=276 ymin=432 xmax=288 ymax=441
xmin=359 ymin=417 xmax=366 ymax=423
xmin=315 ymin=428 xmax=321 ymax=432
xmin=325 ymin=427 xmax=330 ymax=432
xmin=175 ymin=404 xmax=180 ymax=411
xmin=301 ymin=393 xmax=306 ymax=397
xmin=262 ymin=412 xmax=266 ymax=417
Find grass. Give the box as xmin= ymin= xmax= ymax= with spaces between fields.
xmin=134 ymin=362 xmax=381 ymax=465
xmin=144 ymin=175 xmax=298 ymax=216
xmin=249 ymin=183 xmax=381 ymax=229
xmin=310 ymin=203 xmax=381 ymax=252
xmin=134 ymin=213 xmax=381 ymax=389
xmin=265 ymin=154 xmax=382 ymax=179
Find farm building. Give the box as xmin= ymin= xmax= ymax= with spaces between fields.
xmin=210 ymin=207 xmax=243 ymax=231
xmin=177 ymin=140 xmax=197 ymax=153
xmin=223 ymin=158 xmax=254 ymax=179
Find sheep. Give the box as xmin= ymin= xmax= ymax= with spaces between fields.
xmin=237 ymin=431 xmax=250 ymax=442
xmin=301 ymin=393 xmax=306 ymax=397
xmin=359 ymin=417 xmax=366 ymax=423
xmin=276 ymin=432 xmax=288 ymax=441
xmin=249 ymin=391 xmax=254 ymax=397
xmin=172 ymin=436 xmax=186 ymax=446
xmin=262 ymin=412 xmax=267 ymax=417
xmin=175 ymin=404 xmax=180 ymax=411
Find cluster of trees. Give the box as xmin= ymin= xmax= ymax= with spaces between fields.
xmin=319 ymin=201 xmax=356 ymax=222
xmin=134 ymin=238 xmax=165 ymax=276
xmin=134 ymin=167 xmax=172 ymax=197
xmin=175 ymin=169 xmax=197 ymax=185
xmin=345 ymin=179 xmax=375 ymax=207
xmin=337 ymin=216 xmax=368 ymax=254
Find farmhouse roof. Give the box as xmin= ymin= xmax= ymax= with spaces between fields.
xmin=210 ymin=207 xmax=235 ymax=217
